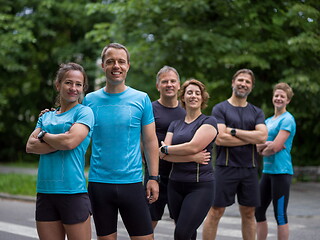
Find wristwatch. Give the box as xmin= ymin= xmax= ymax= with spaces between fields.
xmin=37 ymin=130 xmax=47 ymax=142
xmin=230 ymin=128 xmax=236 ymax=136
xmin=160 ymin=145 xmax=169 ymax=155
xmin=148 ymin=175 xmax=160 ymax=183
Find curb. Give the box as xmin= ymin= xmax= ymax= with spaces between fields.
xmin=0 ymin=192 xmax=36 ymax=202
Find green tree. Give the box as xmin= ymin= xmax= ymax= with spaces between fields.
xmin=86 ymin=0 xmax=320 ymax=165
xmin=0 ymin=0 xmax=108 ymax=163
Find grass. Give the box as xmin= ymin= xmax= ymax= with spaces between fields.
xmin=0 ymin=173 xmax=37 ymax=196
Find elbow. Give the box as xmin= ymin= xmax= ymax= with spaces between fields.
xmin=26 ymin=146 xmax=32 ymax=153
xmin=63 ymin=142 xmax=77 ymax=150
xmin=257 ymin=133 xmax=268 ymax=144
xmin=26 ymin=143 xmax=34 ymax=154
xmin=215 ymin=136 xmax=224 ymax=146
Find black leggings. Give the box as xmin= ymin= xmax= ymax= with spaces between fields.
xmin=255 ymin=174 xmax=292 ymax=225
xmin=168 ymin=180 xmax=214 ymax=240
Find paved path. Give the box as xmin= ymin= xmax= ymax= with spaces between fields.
xmin=1 ymin=165 xmax=320 ymax=239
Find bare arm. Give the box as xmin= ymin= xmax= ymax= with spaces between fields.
xmin=160 ymin=150 xmax=211 ymax=165
xmin=215 ymin=123 xmax=249 ymax=146
xmin=260 ymin=130 xmax=289 ymax=156
xmin=42 ymin=123 xmax=90 ymax=150
xmin=226 ymin=123 xmax=268 ymax=144
xmin=26 ymin=128 xmax=57 ymax=154
xmin=142 ymin=122 xmax=159 ymax=203
xmin=164 ymin=124 xmax=217 ymax=155
xmin=216 ymin=123 xmax=267 ymax=147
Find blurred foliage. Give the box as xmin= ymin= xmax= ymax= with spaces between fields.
xmin=0 ymin=173 xmax=37 ymax=196
xmin=0 ymin=0 xmax=319 ymax=166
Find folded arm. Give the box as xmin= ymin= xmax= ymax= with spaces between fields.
xmin=216 ymin=123 xmax=267 ymax=147
xmin=26 ymin=128 xmax=57 ymax=154
xmin=162 ymin=123 xmax=217 ymax=156
xmin=160 ymin=149 xmax=211 ymax=165
xmin=260 ymin=130 xmax=290 ymax=156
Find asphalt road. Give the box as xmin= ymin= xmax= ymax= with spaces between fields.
xmin=1 ymin=165 xmax=320 ymax=239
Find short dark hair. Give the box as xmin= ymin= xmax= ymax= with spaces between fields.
xmin=101 ymin=43 xmax=130 ymax=64
xmin=232 ymin=69 xmax=255 ymax=86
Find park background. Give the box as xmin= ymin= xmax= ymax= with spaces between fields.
xmin=0 ymin=0 xmax=319 ymax=176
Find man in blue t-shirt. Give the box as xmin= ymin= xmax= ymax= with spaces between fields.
xmin=202 ymin=69 xmax=268 ymax=240
xmin=83 ymin=43 xmax=159 ymax=240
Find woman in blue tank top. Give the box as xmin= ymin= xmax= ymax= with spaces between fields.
xmin=159 ymin=79 xmax=218 ymax=240
xmin=26 ymin=63 xmax=94 ymax=240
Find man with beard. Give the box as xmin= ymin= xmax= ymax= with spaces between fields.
xmin=202 ymin=69 xmax=268 ymax=240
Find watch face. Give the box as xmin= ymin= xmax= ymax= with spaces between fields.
xmin=160 ymin=146 xmax=165 ymax=153
xmin=38 ymin=130 xmax=45 ymax=139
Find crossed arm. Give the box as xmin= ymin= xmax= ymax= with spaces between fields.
xmin=26 ymin=123 xmax=90 ymax=154
xmin=257 ymin=129 xmax=290 ymax=156
xmin=160 ymin=124 xmax=217 ymax=164
xmin=215 ymin=123 xmax=268 ymax=147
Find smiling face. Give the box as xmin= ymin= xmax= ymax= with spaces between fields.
xmin=182 ymin=84 xmax=203 ymax=110
xmin=156 ymin=70 xmax=180 ymax=99
xmin=232 ymin=73 xmax=253 ymax=98
xmin=273 ymin=89 xmax=290 ymax=110
xmin=56 ymin=70 xmax=84 ymax=104
xmin=101 ymin=47 xmax=130 ymax=86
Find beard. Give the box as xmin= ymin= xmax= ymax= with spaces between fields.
xmin=233 ymin=86 xmax=251 ymax=98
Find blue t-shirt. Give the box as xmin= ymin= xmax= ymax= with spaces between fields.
xmin=83 ymin=87 xmax=154 ymax=184
xmin=167 ymin=114 xmax=218 ymax=182
xmin=36 ymin=104 xmax=94 ymax=194
xmin=263 ymin=111 xmax=296 ymax=175
xmin=212 ymin=100 xmax=265 ymax=167
xmin=152 ymin=100 xmax=186 ymax=177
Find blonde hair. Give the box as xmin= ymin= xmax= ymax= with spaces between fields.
xmin=273 ymin=82 xmax=294 ymax=100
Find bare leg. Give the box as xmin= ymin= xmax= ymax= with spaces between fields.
xmin=64 ymin=216 xmax=91 ymax=240
xmin=152 ymin=221 xmax=158 ymax=229
xmin=277 ymin=223 xmax=289 ymax=240
xmin=98 ymin=232 xmax=117 ymax=240
xmin=36 ymin=221 xmax=65 ymax=240
xmin=256 ymin=220 xmax=268 ymax=240
xmin=202 ymin=207 xmax=225 ymax=240
xmin=239 ymin=205 xmax=256 ymax=240
xmin=130 ymin=234 xmax=154 ymax=240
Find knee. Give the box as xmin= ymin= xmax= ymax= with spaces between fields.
xmin=207 ymin=207 xmax=224 ymax=222
xmin=240 ymin=206 xmax=255 ymax=220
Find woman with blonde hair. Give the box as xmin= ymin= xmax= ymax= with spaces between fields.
xmin=256 ymin=82 xmax=296 ymax=240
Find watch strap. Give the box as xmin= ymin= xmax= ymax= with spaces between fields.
xmin=148 ymin=175 xmax=160 ymax=183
